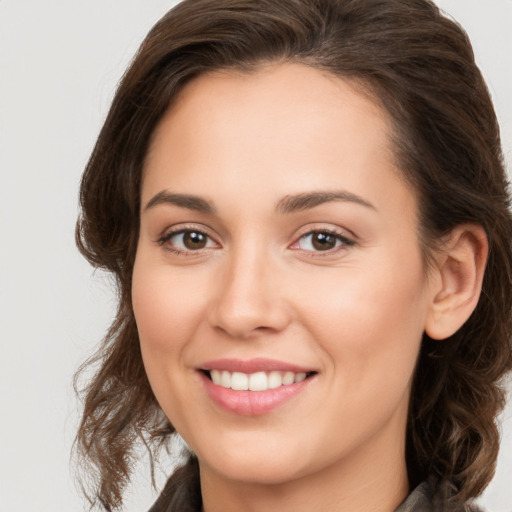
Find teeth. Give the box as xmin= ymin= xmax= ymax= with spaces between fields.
xmin=248 ymin=371 xmax=267 ymax=391
xmin=231 ymin=372 xmax=248 ymax=390
xmin=221 ymin=370 xmax=231 ymax=388
xmin=295 ymin=372 xmax=307 ymax=383
xmin=211 ymin=369 xmax=221 ymax=385
xmin=208 ymin=370 xmax=311 ymax=391
xmin=282 ymin=371 xmax=295 ymax=385
xmin=268 ymin=371 xmax=282 ymax=389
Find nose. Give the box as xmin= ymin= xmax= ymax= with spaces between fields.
xmin=207 ymin=248 xmax=291 ymax=339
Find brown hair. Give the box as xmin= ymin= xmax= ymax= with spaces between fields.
xmin=75 ymin=0 xmax=512 ymax=510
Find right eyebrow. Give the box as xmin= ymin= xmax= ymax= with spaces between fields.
xmin=143 ymin=191 xmax=216 ymax=214
xmin=276 ymin=190 xmax=376 ymax=214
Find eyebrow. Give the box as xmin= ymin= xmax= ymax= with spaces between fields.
xmin=276 ymin=191 xmax=376 ymax=214
xmin=143 ymin=189 xmax=375 ymax=215
xmin=144 ymin=191 xmax=216 ymax=214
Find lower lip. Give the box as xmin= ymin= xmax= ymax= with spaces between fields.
xmin=200 ymin=372 xmax=314 ymax=416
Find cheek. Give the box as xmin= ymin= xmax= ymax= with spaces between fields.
xmin=305 ymin=268 xmax=427 ymax=456
xmin=131 ymin=256 xmax=204 ymax=423
xmin=298 ymin=255 xmax=428 ymax=393
xmin=132 ymin=258 xmax=203 ymax=354
xmin=131 ymin=255 xmax=207 ymax=414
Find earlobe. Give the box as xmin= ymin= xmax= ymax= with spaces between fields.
xmin=424 ymin=224 xmax=488 ymax=340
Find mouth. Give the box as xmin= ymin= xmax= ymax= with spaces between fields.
xmin=201 ymin=369 xmax=316 ymax=391
xmin=197 ymin=359 xmax=317 ymax=415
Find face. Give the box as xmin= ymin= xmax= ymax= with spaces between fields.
xmin=133 ymin=64 xmax=435 ymax=488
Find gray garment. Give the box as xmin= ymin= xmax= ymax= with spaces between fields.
xmin=395 ymin=481 xmax=433 ymax=512
xmin=394 ymin=480 xmax=484 ymax=512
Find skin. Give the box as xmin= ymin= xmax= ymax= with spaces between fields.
xmin=132 ymin=64 xmax=485 ymax=512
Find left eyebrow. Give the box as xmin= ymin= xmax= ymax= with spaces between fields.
xmin=143 ymin=191 xmax=216 ymax=214
xmin=276 ymin=191 xmax=376 ymax=214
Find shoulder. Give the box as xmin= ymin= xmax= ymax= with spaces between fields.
xmin=395 ymin=479 xmax=485 ymax=512
xmin=147 ymin=457 xmax=201 ymax=512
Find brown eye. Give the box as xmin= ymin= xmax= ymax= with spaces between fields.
xmin=161 ymin=229 xmax=217 ymax=252
xmin=183 ymin=231 xmax=207 ymax=249
xmin=311 ymin=232 xmax=337 ymax=251
xmin=296 ymin=230 xmax=354 ymax=252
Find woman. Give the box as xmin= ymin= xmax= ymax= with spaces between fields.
xmin=74 ymin=0 xmax=512 ymax=511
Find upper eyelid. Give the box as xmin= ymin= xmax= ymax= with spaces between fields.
xmin=157 ymin=223 xmax=217 ymax=242
xmin=157 ymin=227 xmax=220 ymax=255
xmin=291 ymin=231 xmax=354 ymax=248
xmin=291 ymin=224 xmax=356 ymax=242
xmin=299 ymin=230 xmax=352 ymax=242
xmin=155 ymin=223 xmax=356 ymax=248
xmin=287 ymin=225 xmax=357 ymax=255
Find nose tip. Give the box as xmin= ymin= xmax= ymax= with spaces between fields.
xmin=207 ymin=263 xmax=290 ymax=339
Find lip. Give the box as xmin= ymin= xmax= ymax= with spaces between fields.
xmin=199 ymin=357 xmax=314 ymax=374
xmin=198 ymin=358 xmax=317 ymax=416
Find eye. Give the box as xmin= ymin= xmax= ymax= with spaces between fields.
xmin=158 ymin=228 xmax=218 ymax=253
xmin=293 ymin=230 xmax=354 ymax=253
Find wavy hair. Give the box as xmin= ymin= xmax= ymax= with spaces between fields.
xmin=74 ymin=0 xmax=512 ymax=510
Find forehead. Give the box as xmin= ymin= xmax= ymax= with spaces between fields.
xmin=146 ymin=63 xmax=395 ymax=169
xmin=142 ymin=63 xmax=415 ymax=221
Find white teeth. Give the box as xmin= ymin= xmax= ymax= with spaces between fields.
xmin=211 ymin=369 xmax=221 ymax=385
xmin=208 ymin=369 xmax=311 ymax=391
xmin=230 ymin=372 xmax=249 ymax=390
xmin=248 ymin=371 xmax=268 ymax=391
xmin=221 ymin=370 xmax=231 ymax=388
xmin=268 ymin=371 xmax=283 ymax=389
xmin=295 ymin=372 xmax=307 ymax=383
xmin=282 ymin=371 xmax=295 ymax=385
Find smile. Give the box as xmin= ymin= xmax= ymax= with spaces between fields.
xmin=198 ymin=359 xmax=317 ymax=416
xmin=208 ymin=370 xmax=309 ymax=391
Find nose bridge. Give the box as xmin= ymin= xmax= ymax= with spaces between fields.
xmin=208 ymin=237 xmax=288 ymax=338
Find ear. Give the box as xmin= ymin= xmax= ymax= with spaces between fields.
xmin=424 ymin=224 xmax=488 ymax=340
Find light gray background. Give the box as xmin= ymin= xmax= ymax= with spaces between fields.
xmin=1 ymin=1 xmax=511 ymax=511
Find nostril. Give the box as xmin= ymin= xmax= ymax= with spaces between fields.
xmin=254 ymin=326 xmax=272 ymax=332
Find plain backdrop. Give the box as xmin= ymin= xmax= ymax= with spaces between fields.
xmin=1 ymin=1 xmax=511 ymax=511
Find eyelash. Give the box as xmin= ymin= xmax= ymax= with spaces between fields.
xmin=156 ymin=226 xmax=355 ymax=257
xmin=157 ymin=226 xmax=217 ymax=256
xmin=291 ymin=228 xmax=355 ymax=257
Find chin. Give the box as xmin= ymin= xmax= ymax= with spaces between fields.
xmin=207 ymin=454 xmax=308 ymax=485
xmin=191 ymin=428 xmax=314 ymax=485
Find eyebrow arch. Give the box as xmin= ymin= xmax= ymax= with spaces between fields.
xmin=144 ymin=191 xmax=216 ymax=214
xmin=276 ymin=191 xmax=376 ymax=214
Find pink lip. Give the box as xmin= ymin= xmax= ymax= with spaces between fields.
xmin=199 ymin=358 xmax=313 ymax=373
xmin=197 ymin=359 xmax=316 ymax=416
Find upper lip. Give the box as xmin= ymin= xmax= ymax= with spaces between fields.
xmin=199 ymin=358 xmax=315 ymax=374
